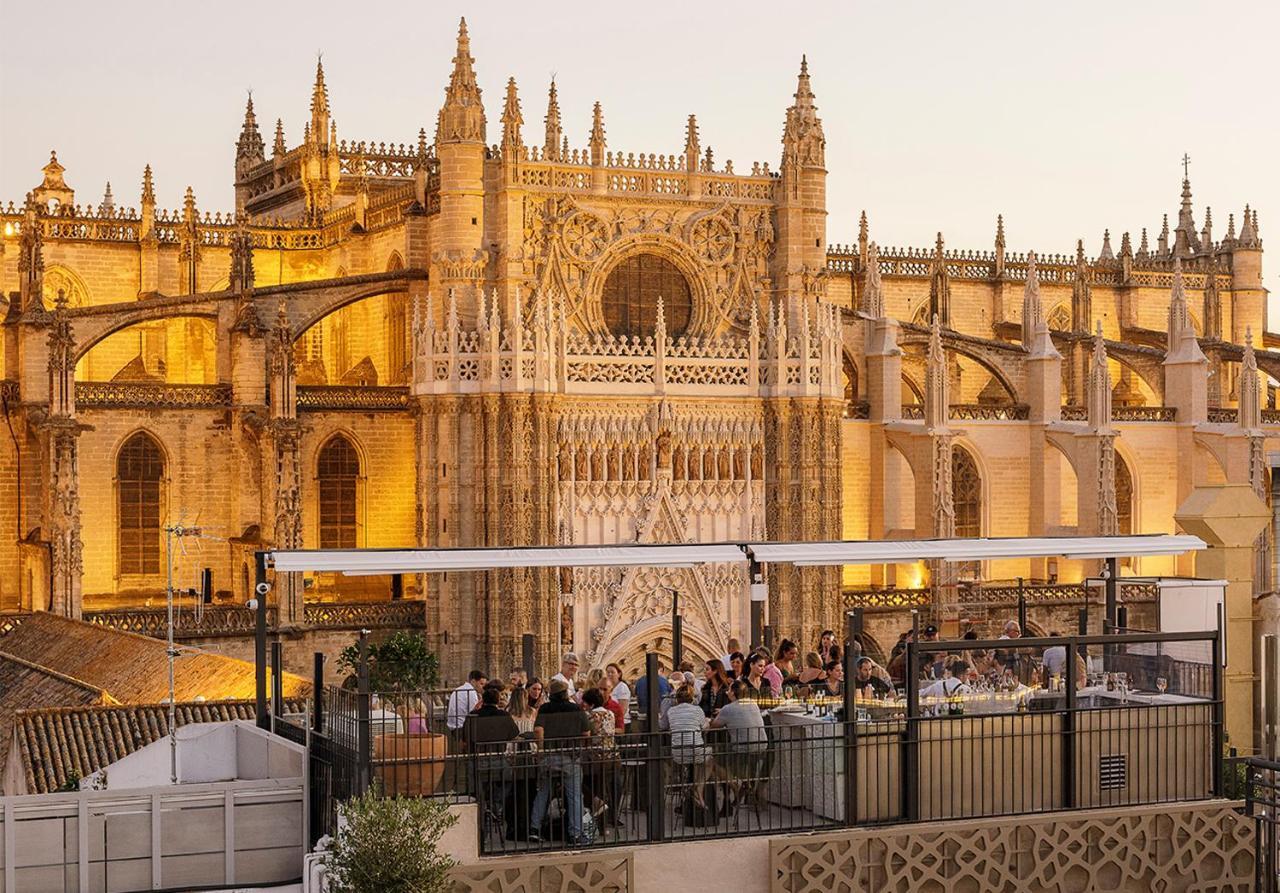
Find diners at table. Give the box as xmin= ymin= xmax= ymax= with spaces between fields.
xmin=796 ymin=652 xmax=826 ymax=686
xmin=854 ymin=656 xmax=894 ymax=699
xmin=699 ymin=659 xmax=733 ymax=716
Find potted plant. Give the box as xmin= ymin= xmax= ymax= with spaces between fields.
xmin=338 ymin=631 xmax=448 ymax=795
xmin=326 ymin=791 xmax=456 ymax=892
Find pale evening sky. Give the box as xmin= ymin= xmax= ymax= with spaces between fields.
xmin=2 ymin=0 xmax=1277 ymax=311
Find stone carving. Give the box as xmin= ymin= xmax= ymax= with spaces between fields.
xmin=770 ymin=804 xmax=1253 ymax=892
xmin=450 ymin=852 xmax=632 ymax=893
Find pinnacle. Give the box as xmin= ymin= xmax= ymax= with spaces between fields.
xmin=311 ymin=55 xmax=329 ymax=116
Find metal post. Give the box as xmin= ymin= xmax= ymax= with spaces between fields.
xmin=1212 ymin=604 xmax=1225 ymax=797
xmin=670 ymin=589 xmax=683 ymax=670
xmin=1264 ymin=636 xmax=1279 ymax=761
xmin=356 ymin=632 xmax=372 ymax=796
xmin=750 ymin=601 xmax=764 ymax=653
xmin=1016 ymin=577 xmax=1027 ymax=635
xmin=644 ymin=652 xmax=663 ymax=843
xmin=312 ymin=652 xmax=325 ymax=734
xmin=271 ymin=640 xmax=284 ymax=718
xmin=254 ymin=551 xmax=269 ymax=730
xmin=748 ymin=556 xmax=765 ymax=652
xmin=1104 ymin=557 xmax=1118 ymax=632
xmin=165 ymin=525 xmax=178 ymax=785
xmin=903 ymin=611 xmax=920 ymax=822
xmin=764 ymin=625 xmax=775 ymax=654
xmin=843 ymin=610 xmax=861 ymax=826
xmin=521 ymin=633 xmax=536 ymax=681
xmin=1063 ymin=634 xmax=1077 ymax=808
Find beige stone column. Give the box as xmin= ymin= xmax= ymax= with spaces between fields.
xmin=1175 ymin=483 xmax=1270 ymax=751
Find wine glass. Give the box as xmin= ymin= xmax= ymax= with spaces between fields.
xmin=1156 ymin=677 xmax=1168 ymax=696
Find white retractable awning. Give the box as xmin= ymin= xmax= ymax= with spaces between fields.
xmin=266 ymin=534 xmax=1203 ymax=575
xmin=747 ymin=535 xmax=1205 ymax=566
xmin=269 ymin=543 xmax=748 ymax=575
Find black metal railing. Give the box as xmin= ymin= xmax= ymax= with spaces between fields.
xmin=1235 ymin=755 xmax=1280 ymax=893
xmin=279 ymin=626 xmax=1224 ymax=856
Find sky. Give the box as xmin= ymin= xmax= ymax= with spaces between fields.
xmin=2 ymin=0 xmax=1277 ymax=307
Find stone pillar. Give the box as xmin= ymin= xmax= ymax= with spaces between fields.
xmin=1175 ymin=483 xmax=1270 ymax=750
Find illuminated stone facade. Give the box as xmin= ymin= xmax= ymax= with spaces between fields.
xmin=0 ymin=20 xmax=1273 ymax=675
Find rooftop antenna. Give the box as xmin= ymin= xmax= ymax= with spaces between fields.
xmin=163 ymin=512 xmax=227 ymax=786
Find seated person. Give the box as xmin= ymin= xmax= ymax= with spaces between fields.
xmin=710 ymin=680 xmax=768 ymax=781
xmin=664 ymin=685 xmax=712 ymax=808
xmin=819 ymin=660 xmax=843 ymax=697
xmin=853 ymin=656 xmax=894 ymax=699
xmin=796 ymin=651 xmax=826 ymax=686
xmin=921 ymin=660 xmax=973 ymax=700
xmin=742 ymin=653 xmax=775 ymax=698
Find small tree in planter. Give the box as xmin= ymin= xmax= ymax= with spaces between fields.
xmin=327 ymin=792 xmax=456 ymax=893
xmin=338 ymin=632 xmax=448 ymax=795
xmin=338 ymin=631 xmax=441 ymax=692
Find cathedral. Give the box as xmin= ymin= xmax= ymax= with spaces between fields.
xmin=0 ymin=19 xmax=1271 ymax=677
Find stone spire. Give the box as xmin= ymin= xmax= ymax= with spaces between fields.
xmin=993 ymin=214 xmax=1006 ymax=276
xmin=1087 ymin=322 xmax=1112 ymax=430
xmin=1238 ymin=204 xmax=1259 ymax=248
xmin=928 ymin=232 xmax=950 ymax=326
xmin=543 ymin=79 xmax=562 ymax=160
xmin=781 ymin=55 xmax=824 ymax=170
xmin=1241 ymin=329 xmax=1261 ymax=430
xmin=1098 ymin=229 xmax=1114 ymax=261
xmin=925 ymin=313 xmax=949 ymax=430
xmin=1224 ymin=213 xmax=1237 ymax=246
xmin=862 ymin=242 xmax=884 ymax=318
xmin=1166 ymin=258 xmax=1207 ymax=364
xmin=272 ymin=118 xmax=286 ymax=157
xmin=1203 ymin=257 xmax=1221 ymax=340
xmin=1137 ymin=227 xmax=1150 ymax=258
xmin=436 ymin=18 xmax=486 ymax=144
xmin=588 ymin=101 xmax=606 ymax=165
xmin=1173 ymin=168 xmax=1200 ymax=255
xmin=500 ymin=77 xmax=523 ymax=154
xmin=1021 ymin=251 xmax=1043 ymax=348
xmin=236 ymin=93 xmax=266 ymax=166
xmin=228 ymin=210 xmax=255 ymax=293
xmin=1158 ymin=214 xmax=1170 ymax=254
xmin=140 ymin=165 xmax=155 ymax=220
xmin=310 ymin=57 xmax=330 ymax=147
xmin=1119 ymin=231 xmax=1133 ymax=259
xmin=16 ymin=195 xmax=45 ymax=316
xmin=98 ymin=182 xmax=114 ymax=215
xmin=683 ymin=114 xmax=699 ymax=172
xmin=1201 ymin=206 xmax=1213 ymax=249
xmin=857 ymin=210 xmax=869 ymax=265
xmin=1071 ymin=239 xmax=1091 ymax=334
xmin=1167 ymin=256 xmax=1190 ymax=343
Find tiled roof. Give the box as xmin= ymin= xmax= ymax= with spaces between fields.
xmin=0 ymin=653 xmax=115 ymax=781
xmin=12 ymin=700 xmax=305 ymax=794
xmin=0 ymin=612 xmax=310 ymax=703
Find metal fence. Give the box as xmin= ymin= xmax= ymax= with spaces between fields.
xmin=1236 ymin=756 xmax=1280 ymax=893
xmin=275 ymin=626 xmax=1225 ymax=856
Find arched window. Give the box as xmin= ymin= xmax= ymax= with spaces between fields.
xmin=318 ymin=435 xmax=360 ymax=548
xmin=1116 ymin=455 xmax=1134 ymax=536
xmin=601 ymin=253 xmax=692 ymax=339
xmin=953 ymin=447 xmax=982 ymax=538
xmin=118 ymin=432 xmax=164 ymax=575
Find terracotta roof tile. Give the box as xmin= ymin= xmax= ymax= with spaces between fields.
xmin=0 ymin=612 xmax=309 ymax=703
xmin=12 ymin=700 xmax=305 ymax=794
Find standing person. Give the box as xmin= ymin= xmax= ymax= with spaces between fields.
xmin=699 ymin=659 xmax=732 ymax=716
xmin=446 ymin=670 xmax=487 ymax=737
xmin=605 ymin=663 xmax=631 ymax=730
xmin=742 ymin=653 xmax=775 ymax=698
xmin=509 ymin=667 xmax=528 ymax=690
xmin=529 ymin=679 xmax=591 ymax=845
xmin=507 ymin=685 xmax=537 ymax=735
xmin=550 ymin=652 xmax=580 ymax=697
xmin=817 ymin=630 xmax=837 ymax=665
xmin=597 ymin=672 xmax=625 ymax=732
xmin=634 ymin=663 xmax=672 ymax=715
xmin=721 ymin=637 xmax=743 ymax=669
xmin=773 ymin=640 xmax=800 ymax=686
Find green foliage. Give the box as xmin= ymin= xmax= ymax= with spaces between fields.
xmin=327 ymin=792 xmax=457 ymax=893
xmin=338 ymin=631 xmax=440 ymax=692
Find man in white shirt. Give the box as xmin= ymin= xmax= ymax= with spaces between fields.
xmin=1042 ymin=633 xmax=1068 ymax=678
xmin=550 ymin=652 xmax=580 ymax=697
xmin=920 ymin=661 xmax=972 ymax=700
xmin=446 ymin=669 xmax=487 ymax=732
xmin=720 ymin=637 xmax=743 ymax=670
